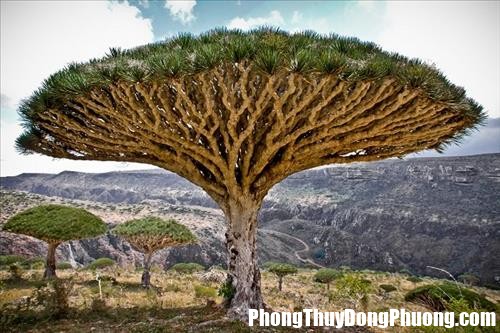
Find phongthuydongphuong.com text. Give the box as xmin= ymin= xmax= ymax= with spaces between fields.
xmin=248 ymin=308 xmax=497 ymax=329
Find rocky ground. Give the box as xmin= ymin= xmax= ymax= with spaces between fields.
xmin=1 ymin=266 xmax=498 ymax=332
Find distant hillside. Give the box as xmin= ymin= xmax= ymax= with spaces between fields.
xmin=1 ymin=153 xmax=499 ymax=285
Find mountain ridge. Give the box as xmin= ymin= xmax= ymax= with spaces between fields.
xmin=1 ymin=153 xmax=499 ymax=285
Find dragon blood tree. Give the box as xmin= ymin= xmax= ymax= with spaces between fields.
xmin=112 ymin=217 xmax=196 ymax=288
xmin=3 ymin=205 xmax=106 ymax=279
xmin=15 ymin=28 xmax=484 ymax=318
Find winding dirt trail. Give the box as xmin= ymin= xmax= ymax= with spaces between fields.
xmin=259 ymin=229 xmax=324 ymax=268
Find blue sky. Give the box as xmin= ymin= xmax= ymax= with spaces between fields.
xmin=1 ymin=0 xmax=499 ymax=176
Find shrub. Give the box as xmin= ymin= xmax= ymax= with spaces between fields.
xmin=86 ymin=258 xmax=116 ymax=270
xmin=56 ymin=262 xmax=73 ymax=270
xmin=406 ymin=276 xmax=423 ymax=283
xmin=32 ymin=278 xmax=75 ymax=318
xmin=0 ymin=255 xmax=25 ymax=267
xmin=266 ymin=262 xmax=297 ymax=291
xmin=330 ymin=273 xmax=373 ymax=310
xmin=404 ymin=283 xmax=496 ymax=312
xmin=458 ymin=273 xmax=480 ymax=286
xmin=30 ymin=261 xmax=45 ymax=270
xmin=379 ymin=284 xmax=397 ymax=293
xmin=8 ymin=264 xmax=23 ymax=280
xmin=218 ymin=280 xmax=236 ymax=300
xmin=21 ymin=257 xmax=45 ymax=270
xmin=314 ymin=268 xmax=343 ymax=290
xmin=169 ymin=262 xmax=204 ymax=274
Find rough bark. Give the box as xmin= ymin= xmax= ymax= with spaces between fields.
xmin=43 ymin=242 xmax=59 ymax=279
xmin=224 ymin=199 xmax=264 ymax=320
xmin=141 ymin=252 xmax=153 ymax=288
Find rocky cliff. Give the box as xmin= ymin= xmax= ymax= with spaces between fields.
xmin=1 ymin=153 xmax=499 ymax=284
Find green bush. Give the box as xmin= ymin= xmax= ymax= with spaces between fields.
xmin=329 ymin=273 xmax=373 ymax=309
xmin=21 ymin=257 xmax=45 ymax=269
xmin=169 ymin=262 xmax=204 ymax=274
xmin=379 ymin=284 xmax=397 ymax=293
xmin=56 ymin=262 xmax=73 ymax=270
xmin=404 ymin=283 xmax=496 ymax=312
xmin=314 ymin=268 xmax=343 ymax=290
xmin=30 ymin=261 xmax=45 ymax=270
xmin=8 ymin=264 xmax=23 ymax=280
xmin=194 ymin=285 xmax=217 ymax=300
xmin=0 ymin=255 xmax=26 ymax=267
xmin=458 ymin=273 xmax=480 ymax=286
xmin=85 ymin=258 xmax=116 ymax=270
xmin=406 ymin=276 xmax=423 ymax=283
xmin=218 ymin=280 xmax=236 ymax=300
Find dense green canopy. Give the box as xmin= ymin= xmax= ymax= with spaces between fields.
xmin=112 ymin=217 xmax=195 ymax=253
xmin=112 ymin=216 xmax=195 ymax=240
xmin=3 ymin=204 xmax=106 ymax=243
xmin=266 ymin=262 xmax=298 ymax=277
xmin=17 ymin=27 xmax=484 ymax=154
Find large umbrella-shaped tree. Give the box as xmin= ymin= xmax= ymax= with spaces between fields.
xmin=112 ymin=217 xmax=196 ymax=288
xmin=15 ymin=28 xmax=484 ymax=318
xmin=3 ymin=205 xmax=107 ymax=279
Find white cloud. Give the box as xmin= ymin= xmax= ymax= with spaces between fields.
xmin=0 ymin=0 xmax=155 ymax=175
xmin=227 ymin=10 xmax=284 ymax=30
xmin=0 ymin=121 xmax=157 ymax=177
xmin=377 ymin=1 xmax=500 ymax=117
xmin=0 ymin=1 xmax=154 ymax=110
xmin=356 ymin=0 xmax=376 ymax=11
xmin=291 ymin=10 xmax=303 ymax=24
xmin=164 ymin=0 xmax=196 ymax=25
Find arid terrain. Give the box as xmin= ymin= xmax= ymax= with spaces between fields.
xmin=1 ymin=153 xmax=499 ymax=285
xmin=1 ymin=265 xmax=499 ymax=332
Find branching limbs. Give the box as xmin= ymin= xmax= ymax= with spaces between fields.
xmin=26 ymin=63 xmax=472 ymax=209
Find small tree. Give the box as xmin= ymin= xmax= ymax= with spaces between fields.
xmin=3 ymin=205 xmax=106 ymax=279
xmin=266 ymin=262 xmax=297 ymax=291
xmin=314 ymin=268 xmax=343 ymax=290
xmin=112 ymin=217 xmax=196 ymax=288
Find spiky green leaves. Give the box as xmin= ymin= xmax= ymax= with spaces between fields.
xmin=16 ymin=27 xmax=485 ymax=157
xmin=3 ymin=205 xmax=107 ymax=243
xmin=112 ymin=217 xmax=196 ymax=253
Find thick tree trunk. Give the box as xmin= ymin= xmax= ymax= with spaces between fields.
xmin=141 ymin=252 xmax=153 ymax=288
xmin=224 ymin=199 xmax=264 ymax=320
xmin=43 ymin=242 xmax=59 ymax=279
